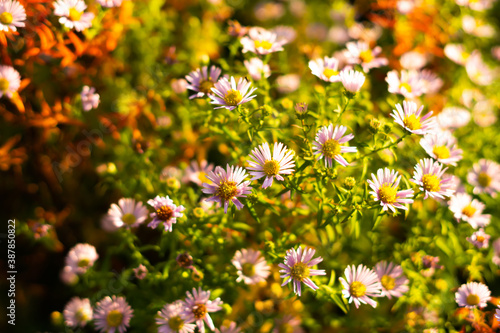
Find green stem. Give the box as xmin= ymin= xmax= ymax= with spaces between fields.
xmin=336 ymin=96 xmax=351 ymax=123
xmin=357 ymin=133 xmax=409 ymax=160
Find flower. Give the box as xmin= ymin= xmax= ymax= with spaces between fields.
xmin=272 ymin=315 xmax=304 ymax=333
xmin=391 ymin=101 xmax=436 ymax=135
xmin=456 ymin=0 xmax=494 ymax=11
xmin=493 ymin=239 xmax=500 ymax=266
xmin=171 ymin=79 xmax=188 ymax=94
xmin=467 ymin=159 xmax=500 ymax=197
xmin=0 ymin=0 xmax=25 ymax=32
xmin=339 ymin=69 xmax=365 ymax=93
xmin=63 ymin=297 xmax=93 ymax=328
xmin=467 ymin=229 xmax=490 ymax=249
xmin=133 ymin=264 xmax=148 ymax=280
xmin=102 ymin=198 xmax=149 ymax=230
xmin=420 ymin=131 xmax=463 ymax=166
xmin=308 ymin=56 xmax=342 ymax=82
xmin=232 ymin=248 xmax=271 ymax=285
xmin=276 ymin=74 xmax=300 ymax=94
xmin=244 ymin=58 xmax=271 ymax=81
xmin=247 ymin=142 xmax=295 ymax=189
xmin=0 ymin=65 xmax=21 ymax=99
xmin=182 ymin=287 xmax=223 ymax=333
xmin=215 ymin=322 xmax=242 ymax=333
xmin=400 ymin=51 xmax=427 ymax=70
xmin=96 ymin=0 xmax=123 ymax=8
xmin=367 ymin=168 xmax=414 ymax=212
xmin=65 ymin=243 xmax=99 ymax=275
xmin=374 ymin=261 xmax=409 ymax=299
xmin=185 ymin=66 xmax=223 ymax=99
xmin=340 ymin=264 xmax=382 ymax=308
xmin=386 ymin=70 xmax=424 ymax=99
xmin=53 ymin=0 xmax=95 ymax=32
xmin=279 ymin=246 xmax=326 ymax=296
xmin=176 ymin=252 xmax=195 ymax=270
xmin=156 ymin=300 xmax=196 ymax=333
xmin=147 ymin=195 xmax=185 ymax=232
xmin=202 ymin=164 xmax=252 ymax=214
xmin=94 ymin=296 xmax=133 ymax=333
xmin=462 ymin=15 xmax=495 ymax=38
xmin=448 ymin=193 xmax=491 ymax=229
xmin=455 ymin=282 xmax=491 ymax=308
xmin=419 ymin=70 xmax=443 ymax=94
xmin=312 ymin=124 xmax=357 ymax=167
xmin=271 ymin=26 xmax=296 ymax=45
xmin=240 ymin=27 xmax=285 ymax=55
xmin=209 ymin=76 xmax=257 ymax=111
xmin=60 ymin=266 xmax=78 ymax=285
xmin=344 ymin=41 xmax=388 ymax=72
xmin=473 ymin=100 xmax=497 ymax=127
xmin=436 ymin=107 xmax=471 ymax=130
xmin=465 ymin=51 xmax=495 ymax=86
xmin=411 ymin=159 xmax=455 ymax=199
xmin=182 ymin=160 xmax=214 ymax=186
xmin=444 ymin=43 xmax=469 ymax=65
xmin=81 ymin=86 xmax=100 ymax=111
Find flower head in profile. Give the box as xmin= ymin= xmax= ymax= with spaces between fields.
xmin=391 ymin=101 xmax=436 ymax=135
xmin=147 ymin=195 xmax=185 ymax=232
xmin=0 ymin=65 xmax=21 ymax=99
xmin=386 ymin=70 xmax=424 ymax=99
xmin=456 ymin=0 xmax=494 ymax=11
xmin=411 ymin=159 xmax=455 ymax=199
xmin=97 ymin=0 xmax=123 ymax=8
xmin=209 ymin=77 xmax=257 ymax=111
xmin=467 ymin=159 xmax=500 ymax=197
xmin=436 ymin=107 xmax=471 ymax=130
xmin=448 ymin=193 xmax=490 ymax=229
xmin=374 ymin=261 xmax=409 ymax=299
xmin=65 ymin=243 xmax=99 ymax=275
xmin=156 ymin=300 xmax=196 ymax=333
xmin=247 ymin=142 xmax=295 ymax=189
xmin=244 ymin=58 xmax=271 ymax=81
xmin=367 ymin=168 xmax=414 ymax=212
xmin=53 ymin=0 xmax=95 ymax=32
xmin=182 ymin=160 xmax=214 ymax=186
xmin=103 ymin=198 xmax=149 ymax=230
xmin=185 ymin=66 xmax=223 ymax=99
xmin=444 ymin=43 xmax=469 ymax=65
xmin=344 ymin=41 xmax=388 ymax=72
xmin=420 ymin=131 xmax=463 ymax=166
xmin=313 ymin=124 xmax=357 ymax=167
xmin=0 ymin=0 xmax=26 ymax=32
xmin=215 ymin=322 xmax=242 ymax=333
xmin=455 ymin=282 xmax=490 ymax=309
xmin=240 ymin=27 xmax=285 ymax=55
xmin=467 ymin=229 xmax=490 ymax=249
xmin=339 ymin=69 xmax=365 ymax=93
xmin=63 ymin=297 xmax=93 ymax=328
xmin=232 ymin=248 xmax=271 ymax=285
xmin=182 ymin=288 xmax=223 ymax=333
xmin=279 ymin=246 xmax=326 ymax=296
xmin=81 ymin=86 xmax=100 ymax=111
xmin=465 ymin=51 xmax=495 ymax=86
xmin=133 ymin=264 xmax=148 ymax=280
xmin=276 ymin=74 xmax=300 ymax=94
xmin=400 ymin=51 xmax=427 ymax=70
xmin=309 ymin=56 xmax=342 ymax=82
xmin=419 ymin=70 xmax=443 ymax=95
xmin=340 ymin=264 xmax=382 ymax=308
xmin=94 ymin=296 xmax=133 ymax=333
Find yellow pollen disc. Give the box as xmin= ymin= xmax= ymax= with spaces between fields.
xmin=403 ymin=114 xmax=421 ymax=130
xmin=242 ymin=262 xmax=256 ymax=276
xmin=263 ymin=160 xmax=280 ymax=176
xmin=478 ymin=172 xmax=492 ymax=187
xmin=156 ymin=205 xmax=174 ymax=221
xmin=381 ymin=275 xmax=396 ymax=291
xmin=106 ymin=310 xmax=123 ymax=328
xmin=199 ymin=80 xmax=214 ymax=94
xmin=254 ymin=40 xmax=273 ymax=50
xmin=421 ymin=174 xmax=441 ymax=192
xmin=168 ymin=316 xmax=185 ymax=330
xmin=322 ymin=68 xmax=338 ymax=79
xmin=197 ymin=171 xmax=209 ymax=184
xmin=476 ymin=235 xmax=485 ymax=242
xmin=399 ymin=82 xmax=413 ymax=93
xmin=76 ymin=309 xmax=89 ymax=322
xmin=322 ymin=139 xmax=341 ymax=159
xmin=216 ymin=181 xmax=237 ymax=202
xmin=359 ymin=49 xmax=374 ymax=63
xmin=432 ymin=145 xmax=450 ymax=160
xmin=68 ymin=8 xmax=83 ymax=22
xmin=462 ymin=204 xmax=476 ymax=217
xmin=121 ymin=213 xmax=137 ymax=226
xmin=378 ymin=185 xmax=398 ymax=204
xmin=461 ymin=51 xmax=470 ymax=60
xmin=78 ymin=258 xmax=90 ymax=268
xmin=0 ymin=78 xmax=9 ymax=91
xmin=0 ymin=12 xmax=13 ymax=25
xmin=466 ymin=294 xmax=480 ymax=306
xmin=350 ymin=281 xmax=367 ymax=297
xmin=192 ymin=303 xmax=207 ymax=320
xmin=290 ymin=262 xmax=310 ymax=282
xmin=223 ymin=89 xmax=243 ymax=106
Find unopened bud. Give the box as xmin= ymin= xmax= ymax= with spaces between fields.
xmin=369 ymin=118 xmax=382 ymax=134
xmin=344 ymin=177 xmax=356 ymax=190
xmin=295 ymin=102 xmax=308 ymax=115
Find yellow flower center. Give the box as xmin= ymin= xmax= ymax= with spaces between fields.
xmin=216 ymin=181 xmax=238 ymax=202
xmin=466 ymin=294 xmax=480 ymax=306
xmin=378 ymin=185 xmax=398 ymax=204
xmin=75 ymin=309 xmax=89 ymax=322
xmin=476 ymin=235 xmax=485 ymax=242
xmin=263 ymin=160 xmax=280 ymax=176
xmin=461 ymin=51 xmax=470 ymax=60
xmin=78 ymin=258 xmax=90 ymax=268
xmin=224 ymin=89 xmax=243 ymax=106
xmin=403 ymin=114 xmax=421 ymax=130
xmin=478 ymin=172 xmax=491 ymax=187
xmin=121 ymin=213 xmax=137 ymax=226
xmin=68 ymin=8 xmax=83 ymax=22
xmin=192 ymin=303 xmax=207 ymax=320
xmin=254 ymin=40 xmax=273 ymax=50
xmin=432 ymin=145 xmax=450 ymax=160
xmin=290 ymin=262 xmax=310 ymax=282
xmin=422 ymin=174 xmax=441 ymax=192
xmin=381 ymin=275 xmax=396 ymax=291
xmin=322 ymin=68 xmax=339 ymax=79
xmin=399 ymin=82 xmax=413 ymax=93
xmin=0 ymin=12 xmax=13 ymax=25
xmin=156 ymin=205 xmax=174 ymax=221
xmin=242 ymin=262 xmax=256 ymax=277
xmin=322 ymin=139 xmax=341 ymax=159
xmin=350 ymin=281 xmax=367 ymax=297
xmin=106 ymin=310 xmax=123 ymax=328
xmin=0 ymin=78 xmax=9 ymax=92
xmin=197 ymin=171 xmax=209 ymax=184
xmin=359 ymin=49 xmax=374 ymax=63
xmin=199 ymin=80 xmax=215 ymax=95
xmin=278 ymin=324 xmax=294 ymax=333
xmin=462 ymin=204 xmax=476 ymax=217
xmin=168 ymin=315 xmax=185 ymax=330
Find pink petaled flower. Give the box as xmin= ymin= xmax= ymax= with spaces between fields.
xmin=247 ymin=142 xmax=295 ymax=189
xmin=63 ymin=297 xmax=93 ymax=328
xmin=182 ymin=160 xmax=214 ymax=186
xmin=53 ymin=0 xmax=95 ymax=32
xmin=466 ymin=50 xmax=495 ymax=86
xmin=81 ymin=86 xmax=100 ymax=111
xmin=215 ymin=321 xmax=242 ymax=333
xmin=185 ymin=66 xmax=223 ymax=99
xmin=308 ymin=56 xmax=342 ymax=82
xmin=182 ymin=288 xmax=223 ymax=333
xmin=133 ymin=264 xmax=148 ymax=280
xmin=244 ymin=58 xmax=271 ymax=81
xmin=374 ymin=261 xmax=409 ymax=299
xmin=344 ymin=41 xmax=388 ymax=72
xmin=456 ymin=0 xmax=494 ymax=12
xmin=147 ymin=195 xmax=185 ymax=232
xmin=340 ymin=264 xmax=383 ymax=308
xmin=209 ymin=76 xmax=257 ymax=111
xmin=400 ymin=51 xmax=427 ymax=70
xmin=271 ymin=26 xmax=296 ymax=45
xmin=448 ymin=193 xmax=491 ymax=229
xmin=279 ymin=246 xmax=326 ymax=296
xmin=313 ymin=124 xmax=357 ymax=167
xmin=272 ymin=315 xmax=304 ymax=333
xmin=436 ymin=107 xmax=471 ymax=130
xmin=467 ymin=229 xmax=490 ymax=249
xmin=0 ymin=0 xmax=26 ymax=32
xmin=467 ymin=159 xmax=500 ymax=197
xmin=420 ymin=130 xmax=463 ymax=166
xmin=232 ymin=248 xmax=271 ymax=285
xmin=411 ymin=158 xmax=455 ymax=199
xmin=156 ymin=300 xmax=196 ymax=333
xmin=386 ymin=70 xmax=424 ymax=99
xmin=240 ymin=27 xmax=285 ymax=55
xmin=202 ymin=164 xmax=252 ymax=214
xmin=493 ymin=239 xmax=500 ymax=266
xmin=0 ymin=65 xmax=21 ymax=98
xmin=171 ymin=78 xmax=187 ymax=94
xmin=102 ymin=198 xmax=149 ymax=230
xmin=444 ymin=44 xmax=469 ymax=65
xmin=473 ymin=100 xmax=497 ymax=127
xmin=462 ymin=15 xmax=495 ymax=38
xmin=391 ymin=101 xmax=436 ymax=135
xmin=419 ymin=70 xmax=443 ymax=95
xmin=496 ymin=308 xmax=500 ymax=321
xmin=276 ymin=74 xmax=300 ymax=94
xmin=455 ymin=282 xmax=491 ymax=309
xmin=339 ymin=69 xmax=365 ymax=93
xmin=367 ymin=168 xmax=414 ymax=212
xmin=94 ymin=296 xmax=133 ymax=333
xmin=96 ymin=0 xmax=123 ymax=8
xmin=65 ymin=243 xmax=99 ymax=275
